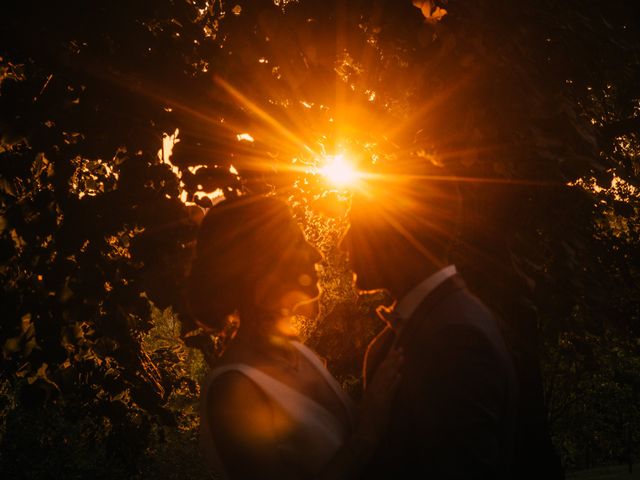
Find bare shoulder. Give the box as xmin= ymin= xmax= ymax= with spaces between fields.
xmin=207 ymin=370 xmax=274 ymax=442
xmin=204 ymin=369 xmax=300 ymax=479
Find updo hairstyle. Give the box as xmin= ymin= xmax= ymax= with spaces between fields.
xmin=186 ymin=195 xmax=295 ymax=332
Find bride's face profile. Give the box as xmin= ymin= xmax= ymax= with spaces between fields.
xmin=188 ymin=195 xmax=322 ymax=334
xmin=252 ymin=216 xmax=322 ymax=319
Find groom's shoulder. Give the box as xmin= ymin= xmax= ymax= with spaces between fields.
xmin=412 ymin=279 xmax=505 ymax=346
xmin=415 ymin=275 xmax=490 ymax=322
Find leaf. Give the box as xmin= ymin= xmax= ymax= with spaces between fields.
xmin=413 ymin=1 xmax=448 ymax=23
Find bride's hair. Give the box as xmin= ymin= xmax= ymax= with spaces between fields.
xmin=186 ymin=195 xmax=293 ymax=332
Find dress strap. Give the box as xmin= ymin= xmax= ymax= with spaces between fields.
xmin=200 ymin=340 xmax=359 ymax=478
xmin=204 ymin=363 xmax=346 ymax=437
xmin=289 ymin=341 xmax=357 ymax=427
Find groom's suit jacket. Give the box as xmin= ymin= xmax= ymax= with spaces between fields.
xmin=362 ymin=274 xmax=518 ymax=479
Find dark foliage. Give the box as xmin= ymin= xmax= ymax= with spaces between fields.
xmin=1 ymin=0 xmax=639 ymax=477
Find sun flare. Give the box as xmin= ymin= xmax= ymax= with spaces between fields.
xmin=320 ymin=154 xmax=360 ymax=187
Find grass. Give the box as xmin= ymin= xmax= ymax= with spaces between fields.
xmin=567 ymin=463 xmax=640 ymax=480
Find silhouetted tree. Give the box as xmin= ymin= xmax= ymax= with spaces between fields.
xmin=1 ymin=0 xmax=639 ymax=477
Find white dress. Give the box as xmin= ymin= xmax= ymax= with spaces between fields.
xmin=199 ymin=340 xmax=357 ymax=480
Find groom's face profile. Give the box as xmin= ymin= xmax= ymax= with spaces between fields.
xmin=340 ymin=169 xmax=461 ymax=293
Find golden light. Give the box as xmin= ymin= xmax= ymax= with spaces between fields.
xmin=236 ymin=132 xmax=255 ymax=142
xmin=320 ymin=153 xmax=360 ymax=187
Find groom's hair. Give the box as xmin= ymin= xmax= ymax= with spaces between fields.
xmin=350 ymin=159 xmax=464 ymax=268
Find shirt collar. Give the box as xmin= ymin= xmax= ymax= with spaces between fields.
xmin=395 ymin=265 xmax=457 ymax=320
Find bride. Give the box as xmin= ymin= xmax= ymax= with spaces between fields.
xmin=187 ymin=194 xmax=402 ymax=480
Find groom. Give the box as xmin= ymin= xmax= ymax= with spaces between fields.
xmin=341 ymin=166 xmax=519 ymax=479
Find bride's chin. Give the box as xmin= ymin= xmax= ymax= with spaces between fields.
xmin=277 ymin=289 xmax=319 ymax=318
xmin=291 ymin=294 xmax=320 ymax=315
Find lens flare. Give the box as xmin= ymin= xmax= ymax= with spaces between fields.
xmin=320 ymin=154 xmax=359 ymax=187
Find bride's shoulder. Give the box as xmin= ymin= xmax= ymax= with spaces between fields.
xmin=204 ymin=346 xmax=258 ymax=395
xmin=203 ymin=359 xmax=292 ymax=446
xmin=204 ymin=364 xmax=271 ymax=423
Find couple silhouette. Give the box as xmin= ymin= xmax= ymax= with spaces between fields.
xmin=188 ymin=165 xmax=520 ymax=479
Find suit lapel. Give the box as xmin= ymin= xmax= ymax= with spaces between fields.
xmin=394 ymin=274 xmax=467 ymax=349
xmin=363 ymin=274 xmax=467 ymax=387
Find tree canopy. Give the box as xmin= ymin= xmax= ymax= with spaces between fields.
xmin=1 ymin=0 xmax=639 ymax=477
